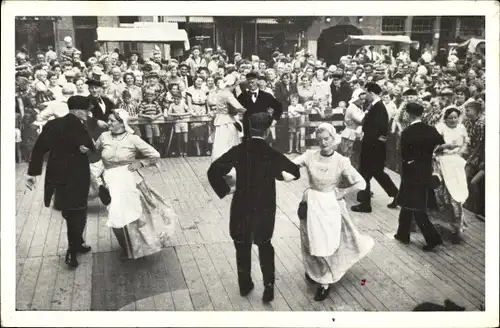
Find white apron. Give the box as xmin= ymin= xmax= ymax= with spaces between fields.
xmin=437 ymin=154 xmax=469 ymax=203
xmin=304 ymin=189 xmax=345 ymax=257
xmin=104 ymin=165 xmax=144 ymax=228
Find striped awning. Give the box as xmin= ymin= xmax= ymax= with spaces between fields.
xmin=256 ymin=18 xmax=278 ymax=24
xmin=160 ymin=16 xmax=186 ymax=23
xmin=189 ymin=16 xmax=214 ymax=23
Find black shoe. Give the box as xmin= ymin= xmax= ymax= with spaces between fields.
xmin=305 ymin=272 xmax=316 ymax=284
xmin=423 ymin=240 xmax=443 ymax=252
xmin=262 ymin=285 xmax=274 ymax=302
xmin=314 ymin=286 xmax=330 ymax=301
xmin=76 ymin=244 xmax=92 ymax=253
xmin=387 ymin=198 xmax=398 ymax=209
xmin=394 ymin=234 xmax=410 ymax=245
xmin=351 ymin=204 xmax=372 ymax=213
xmin=65 ymin=250 xmax=78 ymax=268
xmin=99 ymin=185 xmax=111 ymax=205
xmin=451 ymin=233 xmax=462 ymax=245
xmin=239 ymin=281 xmax=255 ymax=297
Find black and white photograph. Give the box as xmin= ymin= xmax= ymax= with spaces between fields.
xmin=1 ymin=1 xmax=499 ymax=327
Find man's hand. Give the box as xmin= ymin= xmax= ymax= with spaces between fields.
xmin=378 ymin=136 xmax=388 ymax=142
xmin=97 ymin=120 xmax=108 ymax=129
xmin=79 ymin=145 xmax=90 ymax=154
xmin=271 ymin=120 xmax=277 ymax=127
xmin=26 ymin=176 xmax=37 ymax=191
xmin=228 ymin=186 xmax=236 ymax=195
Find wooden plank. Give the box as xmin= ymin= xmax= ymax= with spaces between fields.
xmin=190 ymin=244 xmax=234 ymax=311
xmin=51 ymin=257 xmax=77 ymax=310
xmin=160 ymin=247 xmax=187 ymax=291
xmin=71 ymin=253 xmax=93 ymax=311
xmin=27 ymin=206 xmax=53 ymax=258
xmin=16 ymin=257 xmax=26 ymax=285
xmin=42 ymin=207 xmax=63 ymax=257
xmin=171 ymin=289 xmax=194 ymax=311
xmin=204 ymin=243 xmax=253 ymax=311
xmin=30 ymin=256 xmax=60 ymax=310
xmin=153 ymin=291 xmax=175 ymax=311
xmin=16 ymin=182 xmax=45 ymax=258
xmin=176 ymin=245 xmax=214 ymax=310
xmin=16 ymin=257 xmax=43 ymax=310
xmin=373 ymin=231 xmax=479 ymax=310
xmin=96 ymin=201 xmax=112 ymax=253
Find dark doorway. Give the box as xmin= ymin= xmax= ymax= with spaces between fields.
xmin=317 ymin=24 xmax=363 ymax=65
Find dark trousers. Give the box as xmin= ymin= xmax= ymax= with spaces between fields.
xmin=359 ymin=166 xmax=398 ymax=204
xmin=61 ymin=208 xmax=87 ymax=250
xmin=396 ymin=208 xmax=442 ymax=245
xmin=234 ymin=240 xmax=275 ymax=289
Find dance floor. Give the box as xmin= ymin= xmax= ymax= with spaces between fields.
xmin=15 ymin=156 xmax=485 ymax=311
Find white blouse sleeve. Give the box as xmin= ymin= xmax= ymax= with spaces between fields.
xmin=340 ymin=157 xmax=366 ymax=189
xmin=130 ymin=134 xmax=160 ymax=167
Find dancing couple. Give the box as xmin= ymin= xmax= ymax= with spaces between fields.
xmin=26 ymin=94 xmax=176 ymax=268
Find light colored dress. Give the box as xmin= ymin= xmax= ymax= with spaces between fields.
xmin=433 ymin=122 xmax=469 ymax=235
xmin=186 ymin=86 xmax=209 ymax=140
xmin=293 ymin=150 xmax=374 ymax=284
xmin=211 ymin=88 xmax=242 ymax=162
xmin=96 ymin=132 xmax=176 ymax=259
xmin=338 ymin=102 xmax=364 ymax=170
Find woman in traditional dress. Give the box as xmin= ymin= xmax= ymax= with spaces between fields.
xmin=95 ymin=109 xmax=176 ymax=260
xmin=433 ymin=107 xmax=470 ymax=244
xmin=337 ymin=88 xmax=366 ymax=170
xmin=210 ymin=76 xmax=245 ymax=162
xmin=186 ymin=75 xmax=209 ymax=156
xmin=282 ymin=123 xmax=374 ymax=301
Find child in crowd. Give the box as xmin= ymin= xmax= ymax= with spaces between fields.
xmin=167 ymin=91 xmax=192 ymax=157
xmin=287 ymin=93 xmax=305 ymax=154
xmin=138 ymin=89 xmax=162 ymax=145
xmin=15 ymin=112 xmax=22 ymax=163
xmin=121 ymin=90 xmax=142 ymax=136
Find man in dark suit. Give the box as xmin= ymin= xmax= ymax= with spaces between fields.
xmin=394 ymin=102 xmax=444 ymax=251
xmin=237 ymin=72 xmax=283 ymax=140
xmin=330 ymin=71 xmax=353 ymax=108
xmin=179 ymin=63 xmax=193 ymax=88
xmin=274 ymin=73 xmax=298 ymax=111
xmin=207 ymin=112 xmax=300 ymax=302
xmin=26 ymin=96 xmax=96 ymax=268
xmin=86 ymin=78 xmax=114 ymax=141
xmin=352 ymin=82 xmax=399 ymax=213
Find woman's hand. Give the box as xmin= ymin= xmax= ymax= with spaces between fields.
xmin=97 ymin=120 xmax=108 ymax=129
xmin=336 ymin=191 xmax=345 ymax=201
xmin=128 ymin=161 xmax=144 ymax=172
xmin=79 ymin=145 xmax=90 ymax=154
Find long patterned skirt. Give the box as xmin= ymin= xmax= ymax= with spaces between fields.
xmin=300 ymin=202 xmax=374 ymax=285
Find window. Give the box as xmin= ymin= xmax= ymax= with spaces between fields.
xmin=412 ymin=16 xmax=435 ymax=33
xmin=158 ymin=16 xmax=164 ymax=23
xmin=118 ymin=16 xmax=139 ymax=24
xmin=73 ymin=16 xmax=97 ymax=28
xmin=460 ymin=16 xmax=485 ymax=36
xmin=382 ymin=17 xmax=406 ymax=34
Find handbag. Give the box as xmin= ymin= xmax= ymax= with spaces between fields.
xmin=297 ymin=201 xmax=307 ymax=220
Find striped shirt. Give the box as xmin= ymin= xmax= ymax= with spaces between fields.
xmin=60 ymin=46 xmax=78 ymax=61
xmin=122 ymin=102 xmax=140 ymax=117
xmin=139 ymin=101 xmax=162 ymax=116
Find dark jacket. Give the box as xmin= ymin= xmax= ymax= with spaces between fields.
xmin=360 ymin=99 xmax=389 ymax=172
xmin=330 ymin=80 xmax=353 ymax=108
xmin=27 ymin=114 xmax=95 ymax=210
xmin=237 ymin=90 xmax=283 ymax=137
xmin=396 ymin=122 xmax=445 ymax=211
xmin=274 ymin=81 xmax=298 ymax=112
xmin=207 ymin=138 xmax=300 ymax=244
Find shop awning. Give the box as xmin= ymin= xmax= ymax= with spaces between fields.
xmin=339 ymin=35 xmax=412 ymax=45
xmin=189 ymin=16 xmax=214 ymax=23
xmin=97 ymin=25 xmax=190 ymax=50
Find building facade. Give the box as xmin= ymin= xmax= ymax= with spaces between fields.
xmin=15 ymin=16 xmax=485 ymax=62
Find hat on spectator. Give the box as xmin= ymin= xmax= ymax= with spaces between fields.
xmin=402 ymin=88 xmax=418 ymax=96
xmin=64 ymin=36 xmax=72 ymax=43
xmin=257 ymin=74 xmax=267 ymax=81
xmin=64 ymin=70 xmax=76 ymax=78
xmin=464 ymin=100 xmax=481 ymax=112
xmin=85 ymin=78 xmax=103 ymax=88
xmin=440 ymin=88 xmax=454 ymax=96
xmin=67 ymin=95 xmax=90 ymax=111
xmin=365 ymin=82 xmax=382 ymax=94
xmin=61 ymin=85 xmax=75 ymax=96
xmin=249 ymin=112 xmax=273 ymax=133
xmin=405 ymin=102 xmax=424 ymax=117
xmin=421 ymin=92 xmax=433 ymax=102
xmin=149 ymin=71 xmax=159 ymax=78
xmin=178 ymin=62 xmax=189 ymax=69
xmin=204 ymin=48 xmax=213 ymax=53
xmin=331 ymin=71 xmax=343 ymax=79
xmin=349 ymin=88 xmax=366 ymax=104
xmin=246 ymin=72 xmax=258 ymax=80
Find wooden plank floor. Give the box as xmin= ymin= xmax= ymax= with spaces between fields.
xmin=15 ymin=156 xmax=485 ymax=311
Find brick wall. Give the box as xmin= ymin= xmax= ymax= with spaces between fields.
xmin=98 ymin=16 xmax=120 ymax=52
xmin=55 ymin=17 xmax=75 ymax=56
